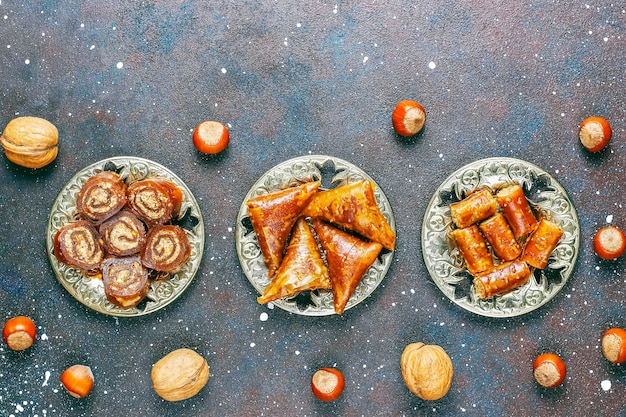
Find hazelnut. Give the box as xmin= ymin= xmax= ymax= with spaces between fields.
xmin=60 ymin=364 xmax=94 ymax=398
xmin=2 ymin=316 xmax=36 ymax=351
xmin=1 ymin=116 xmax=58 ymax=168
xmin=151 ymin=348 xmax=210 ymax=402
xmin=392 ymin=100 xmax=426 ymax=137
xmin=602 ymin=328 xmax=626 ymax=364
xmin=400 ymin=342 xmax=453 ymax=400
xmin=533 ymin=353 xmax=566 ymax=388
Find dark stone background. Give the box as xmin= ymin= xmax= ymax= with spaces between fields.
xmin=0 ymin=1 xmax=624 ymax=416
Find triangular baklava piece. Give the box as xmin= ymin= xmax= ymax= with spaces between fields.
xmin=310 ymin=218 xmax=383 ymax=314
xmin=257 ymin=217 xmax=331 ymax=304
xmin=302 ymin=180 xmax=395 ymax=250
xmin=246 ymin=181 xmax=321 ymax=278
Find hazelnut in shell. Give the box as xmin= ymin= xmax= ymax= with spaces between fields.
xmin=533 ymin=353 xmax=566 ymax=388
xmin=392 ymin=100 xmax=426 ymax=137
xmin=601 ymin=328 xmax=626 ymax=364
xmin=3 ymin=316 xmax=36 ymax=351
xmin=579 ymin=116 xmax=611 ymax=152
xmin=151 ymin=348 xmax=210 ymax=402
xmin=60 ymin=364 xmax=94 ymax=398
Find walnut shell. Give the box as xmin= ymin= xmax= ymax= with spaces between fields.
xmin=400 ymin=342 xmax=453 ymax=400
xmin=1 ymin=116 xmax=58 ymax=168
xmin=151 ymin=348 xmax=210 ymax=402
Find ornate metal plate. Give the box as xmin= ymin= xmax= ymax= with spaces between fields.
xmin=46 ymin=156 xmax=204 ymax=317
xmin=422 ymin=157 xmax=579 ymax=318
xmin=236 ymin=155 xmax=395 ymax=316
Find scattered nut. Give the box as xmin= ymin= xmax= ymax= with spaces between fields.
xmin=392 ymin=100 xmax=426 ymax=137
xmin=1 ymin=116 xmax=59 ymax=168
xmin=602 ymin=328 xmax=626 ymax=364
xmin=192 ymin=120 xmax=229 ymax=154
xmin=311 ymin=367 xmax=345 ymax=401
xmin=533 ymin=353 xmax=566 ymax=388
xmin=2 ymin=316 xmax=36 ymax=351
xmin=60 ymin=364 xmax=94 ymax=398
xmin=400 ymin=342 xmax=453 ymax=400
xmin=151 ymin=348 xmax=210 ymax=401
xmin=594 ymin=225 xmax=626 ymax=260
xmin=579 ymin=116 xmax=611 ymax=152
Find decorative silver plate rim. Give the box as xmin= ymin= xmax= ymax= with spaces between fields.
xmin=46 ymin=156 xmax=205 ymax=317
xmin=421 ymin=157 xmax=580 ymax=318
xmin=235 ymin=155 xmax=396 ymax=316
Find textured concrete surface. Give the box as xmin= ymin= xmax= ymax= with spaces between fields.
xmin=1 ymin=1 xmax=625 ymax=416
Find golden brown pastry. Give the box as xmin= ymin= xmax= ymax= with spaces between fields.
xmin=310 ymin=218 xmax=383 ymax=315
xmin=102 ymin=256 xmax=150 ymax=308
xmin=496 ymin=184 xmax=537 ymax=237
xmin=449 ymin=225 xmax=494 ymax=275
xmin=479 ymin=213 xmax=522 ymax=261
xmin=246 ymin=181 xmax=321 ymax=278
xmin=521 ymin=219 xmax=563 ymax=269
xmin=76 ymin=171 xmax=127 ymax=224
xmin=473 ymin=260 xmax=531 ymax=300
xmin=257 ymin=217 xmax=330 ymax=304
xmin=449 ymin=189 xmax=497 ymax=229
xmin=301 ymin=180 xmax=395 ymax=250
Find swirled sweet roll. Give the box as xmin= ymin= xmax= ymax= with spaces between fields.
xmin=127 ymin=178 xmax=183 ymax=225
xmin=479 ymin=213 xmax=522 ymax=261
xmin=496 ymin=184 xmax=537 ymax=238
xmin=102 ymin=257 xmax=150 ymax=308
xmin=141 ymin=225 xmax=191 ymax=273
xmin=76 ymin=171 xmax=127 ymax=224
xmin=473 ymin=260 xmax=531 ymax=300
xmin=449 ymin=189 xmax=497 ymax=229
xmin=53 ymin=220 xmax=105 ymax=271
xmin=99 ymin=211 xmax=146 ymax=256
xmin=520 ymin=219 xmax=563 ymax=269
xmin=450 ymin=225 xmax=493 ymax=275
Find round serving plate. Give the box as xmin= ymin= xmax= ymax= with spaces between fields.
xmin=235 ymin=155 xmax=395 ymax=316
xmin=421 ymin=157 xmax=579 ymax=318
xmin=46 ymin=156 xmax=205 ymax=317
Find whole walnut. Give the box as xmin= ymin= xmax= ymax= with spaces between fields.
xmin=1 ymin=116 xmax=58 ymax=168
xmin=400 ymin=342 xmax=453 ymax=400
xmin=151 ymin=348 xmax=210 ymax=402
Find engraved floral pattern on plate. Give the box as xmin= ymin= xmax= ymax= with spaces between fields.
xmin=235 ymin=155 xmax=395 ymax=316
xmin=46 ymin=156 xmax=204 ymax=317
xmin=422 ymin=157 xmax=579 ymax=318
